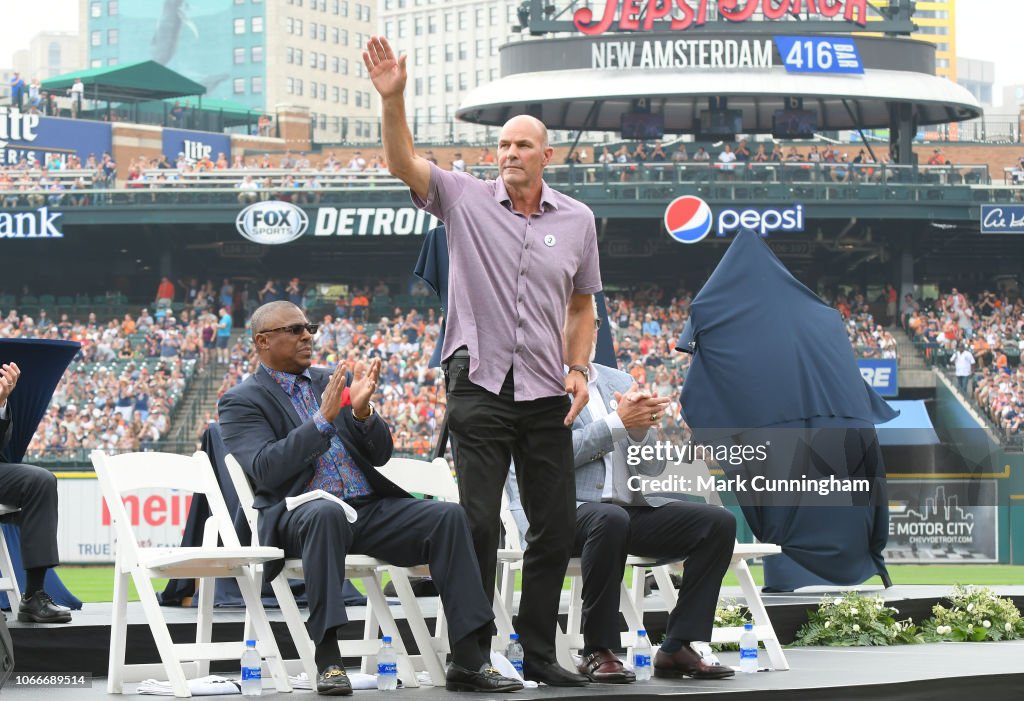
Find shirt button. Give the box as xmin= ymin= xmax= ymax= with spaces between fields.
xmin=518 ymin=297 xmax=524 ymax=303
xmin=525 ymin=243 xmax=530 ymax=249
xmin=520 ymin=270 xmax=526 ymax=276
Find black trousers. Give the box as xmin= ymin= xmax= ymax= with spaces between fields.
xmin=277 ymin=496 xmax=493 ymax=648
xmin=0 ymin=462 xmax=60 ymax=571
xmin=574 ymin=501 xmax=736 ymax=648
xmin=445 ymin=365 xmax=575 ymax=662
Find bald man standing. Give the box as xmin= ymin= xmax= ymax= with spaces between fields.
xmin=366 ymin=37 xmax=601 ymax=686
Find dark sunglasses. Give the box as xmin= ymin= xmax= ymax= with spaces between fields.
xmin=260 ymin=323 xmax=319 ymax=336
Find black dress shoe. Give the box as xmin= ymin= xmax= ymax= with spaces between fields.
xmin=445 ymin=663 xmax=523 ymax=692
xmin=17 ymin=591 xmax=72 ymax=624
xmin=523 ymin=658 xmax=589 ymax=687
xmin=316 ymin=665 xmax=353 ymax=696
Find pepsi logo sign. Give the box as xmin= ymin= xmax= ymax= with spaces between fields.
xmin=664 ymin=196 xmax=805 ymax=243
xmin=236 ymin=201 xmax=308 ymax=245
xmin=664 ymin=195 xmax=713 ymax=244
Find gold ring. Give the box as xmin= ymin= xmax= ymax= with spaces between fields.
xmin=651 ymin=412 xmax=658 ymax=421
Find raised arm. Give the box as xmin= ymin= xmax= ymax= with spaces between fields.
xmin=364 ymin=36 xmax=431 ymax=201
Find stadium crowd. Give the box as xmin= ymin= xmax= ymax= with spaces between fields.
xmin=0 ymin=140 xmax=992 ymax=207
xmin=3 ymin=279 xmax=1018 ymax=462
xmin=1 ymin=306 xmax=200 ymax=461
xmin=903 ymin=287 xmax=1024 ymax=437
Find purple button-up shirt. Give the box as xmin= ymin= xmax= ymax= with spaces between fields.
xmin=413 ymin=162 xmax=602 ymax=400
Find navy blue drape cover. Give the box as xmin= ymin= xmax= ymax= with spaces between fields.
xmin=0 ymin=338 xmax=83 ymax=609
xmin=675 ymin=231 xmax=896 ymax=589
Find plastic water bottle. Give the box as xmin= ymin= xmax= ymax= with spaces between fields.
xmin=377 ymin=635 xmax=398 ymax=690
xmin=505 ymin=634 xmax=524 ymax=676
xmin=633 ymin=630 xmax=652 ymax=681
xmin=739 ymin=623 xmax=759 ymax=673
xmin=240 ymin=639 xmax=262 ymax=696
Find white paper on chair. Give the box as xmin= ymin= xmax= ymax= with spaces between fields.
xmin=137 ymin=675 xmax=240 ymax=696
xmin=285 ymin=490 xmax=357 ymax=522
xmin=288 ymin=672 xmax=383 ymax=690
xmin=490 ymin=651 xmax=539 ymax=689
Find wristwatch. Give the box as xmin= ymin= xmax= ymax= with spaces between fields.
xmin=353 ymin=401 xmax=375 ymax=422
xmin=568 ymin=364 xmax=590 ymax=381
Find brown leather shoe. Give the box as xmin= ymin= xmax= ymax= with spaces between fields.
xmin=654 ymin=647 xmax=735 ymax=680
xmin=576 ymin=649 xmax=635 ymax=684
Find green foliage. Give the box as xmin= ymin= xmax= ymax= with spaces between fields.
xmin=711 ymin=599 xmax=751 ymax=651
xmin=793 ymin=592 xmax=922 ymax=647
xmin=920 ymin=585 xmax=1024 ymax=643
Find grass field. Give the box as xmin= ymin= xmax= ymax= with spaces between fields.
xmin=55 ymin=564 xmax=1024 ymax=604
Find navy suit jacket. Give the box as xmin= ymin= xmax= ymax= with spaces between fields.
xmin=218 ymin=366 xmax=410 ymax=579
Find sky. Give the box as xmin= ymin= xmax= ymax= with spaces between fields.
xmin=2 ymin=0 xmax=1022 ymax=103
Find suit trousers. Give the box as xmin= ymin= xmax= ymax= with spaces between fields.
xmin=0 ymin=462 xmax=60 ymax=571
xmin=574 ymin=500 xmax=736 ymax=649
xmin=445 ymin=367 xmax=575 ymax=662
xmin=277 ymin=496 xmax=493 ymax=647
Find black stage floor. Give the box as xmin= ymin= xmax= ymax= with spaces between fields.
xmin=4 ymin=586 xmax=1024 ymax=699
xmin=3 ymin=644 xmax=1024 ymax=700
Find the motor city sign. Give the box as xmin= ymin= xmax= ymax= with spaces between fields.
xmin=664 ymin=195 xmax=804 ymax=244
xmin=574 ymin=0 xmax=868 ymax=35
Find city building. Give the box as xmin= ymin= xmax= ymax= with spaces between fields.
xmin=379 ymin=0 xmax=525 ymax=145
xmin=79 ymin=0 xmax=375 ymax=141
xmin=12 ymin=32 xmax=81 ymax=83
xmin=1001 ymin=84 xmax=1024 ymax=112
xmin=868 ymin=0 xmax=956 ymax=81
xmin=956 ymin=57 xmax=994 ymax=107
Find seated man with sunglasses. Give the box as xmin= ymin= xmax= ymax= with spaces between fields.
xmin=219 ymin=301 xmax=521 ymax=696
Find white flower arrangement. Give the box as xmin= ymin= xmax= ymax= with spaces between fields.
xmin=794 ymin=592 xmax=920 ymax=647
xmin=922 ymin=586 xmax=1024 ymax=643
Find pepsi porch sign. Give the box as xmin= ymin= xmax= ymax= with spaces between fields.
xmin=664 ymin=196 xmax=805 ymax=244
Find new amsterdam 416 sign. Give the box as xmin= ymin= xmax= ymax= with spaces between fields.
xmin=575 ymin=0 xmax=869 ymax=35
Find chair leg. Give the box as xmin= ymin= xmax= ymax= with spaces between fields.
xmin=556 ymin=575 xmax=583 ymax=671
xmin=653 ymin=565 xmax=680 ymax=612
xmin=195 ymin=575 xmax=214 ymax=678
xmin=734 ymin=559 xmax=788 ymax=671
xmin=386 ymin=567 xmax=447 ymax=686
xmin=362 ymin=571 xmax=420 ymax=688
xmin=107 ymin=567 xmax=130 ymax=694
xmin=271 ymin=575 xmax=317 ymax=682
xmin=133 ymin=568 xmax=192 ymax=698
xmin=0 ymin=527 xmax=21 ymax=613
xmin=234 ymin=572 xmax=292 ymax=692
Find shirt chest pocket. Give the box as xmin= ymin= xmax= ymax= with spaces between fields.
xmin=528 ymin=232 xmax=579 ymax=287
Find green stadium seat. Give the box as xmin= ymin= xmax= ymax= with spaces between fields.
xmin=57 ymin=296 xmax=74 ymax=307
xmin=39 ymin=294 xmax=55 ymax=307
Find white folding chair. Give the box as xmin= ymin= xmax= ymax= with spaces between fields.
xmin=0 ymin=505 xmax=22 ymax=612
xmin=91 ymin=450 xmax=292 ymax=698
xmin=626 ymin=460 xmax=788 ymax=671
xmin=373 ymin=458 xmax=517 ymax=662
xmin=223 ymin=454 xmax=432 ymax=687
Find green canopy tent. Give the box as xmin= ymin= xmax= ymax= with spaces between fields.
xmin=41 ymin=60 xmax=207 ymax=124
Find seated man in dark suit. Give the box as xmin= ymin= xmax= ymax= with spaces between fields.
xmin=218 ymin=302 xmax=520 ymax=696
xmin=567 ymin=358 xmax=735 ymax=682
xmin=0 ymin=362 xmax=72 ymax=623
